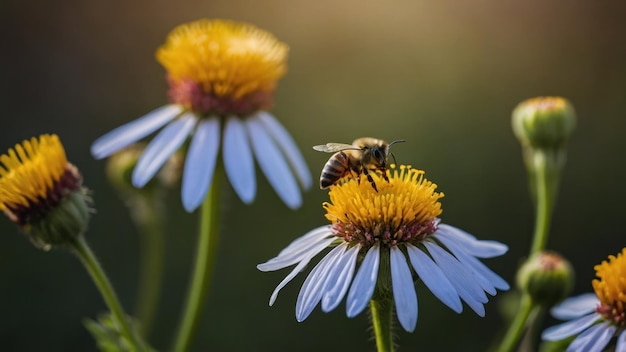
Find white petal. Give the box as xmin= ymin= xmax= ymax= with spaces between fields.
xmin=437 ymin=224 xmax=508 ymax=258
xmin=258 ymin=234 xmax=335 ymax=272
xmin=346 ymin=245 xmax=380 ymax=318
xmin=257 ymin=111 xmax=312 ymax=190
xmin=296 ymin=244 xmax=347 ymax=321
xmin=567 ymin=322 xmax=615 ymax=352
xmin=435 ymin=234 xmax=509 ymax=292
xmin=266 ymin=236 xmax=337 ymax=306
xmin=424 ymin=242 xmax=487 ymax=316
xmin=91 ymin=105 xmax=183 ymax=159
xmin=616 ymin=330 xmax=626 ymax=352
xmin=246 ymin=117 xmax=302 ymax=209
xmin=551 ymin=293 xmax=600 ymax=320
xmin=542 ymin=313 xmax=600 ymax=341
xmin=132 ymin=112 xmax=196 ymax=188
xmin=223 ymin=116 xmax=256 ymax=204
xmin=181 ymin=118 xmax=220 ymax=212
xmin=406 ymin=244 xmax=462 ymax=313
xmin=390 ymin=247 xmax=418 ymax=332
xmin=322 ymin=245 xmax=360 ymax=312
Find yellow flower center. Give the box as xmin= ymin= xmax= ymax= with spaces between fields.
xmin=324 ymin=165 xmax=443 ymax=247
xmin=593 ymin=248 xmax=626 ymax=326
xmin=156 ymin=19 xmax=288 ymax=115
xmin=0 ymin=135 xmax=67 ymax=212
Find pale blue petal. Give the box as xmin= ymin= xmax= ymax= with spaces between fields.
xmin=407 ymin=244 xmax=462 ymax=313
xmin=246 ymin=117 xmax=302 ymax=209
xmin=276 ymin=226 xmax=333 ymax=257
xmin=266 ymin=237 xmax=337 ymax=306
xmin=567 ymin=322 xmax=615 ymax=352
xmin=437 ymin=224 xmax=508 ymax=258
xmin=257 ymin=231 xmax=335 ymax=271
xmin=181 ymin=118 xmax=220 ymax=212
xmin=551 ymin=293 xmax=599 ymax=320
xmin=223 ymin=116 xmax=256 ymax=204
xmin=616 ymin=330 xmax=626 ymax=352
xmin=424 ymin=241 xmax=487 ymax=316
xmin=322 ymin=245 xmax=360 ymax=312
xmin=296 ymin=244 xmax=347 ymax=321
xmin=91 ymin=105 xmax=183 ymax=159
xmin=542 ymin=313 xmax=600 ymax=341
xmin=391 ymin=247 xmax=418 ymax=332
xmin=132 ymin=112 xmax=196 ymax=188
xmin=346 ymin=245 xmax=380 ymax=318
xmin=435 ymin=234 xmax=509 ymax=292
xmin=257 ymin=111 xmax=312 ymax=190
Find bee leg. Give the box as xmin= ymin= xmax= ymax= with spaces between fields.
xmin=361 ymin=164 xmax=378 ymax=192
xmin=379 ymin=168 xmax=390 ymax=183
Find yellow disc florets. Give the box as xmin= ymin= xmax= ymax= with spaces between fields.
xmin=156 ymin=19 xmax=288 ymax=115
xmin=0 ymin=135 xmax=68 ymax=213
xmin=593 ymin=248 xmax=626 ymax=326
xmin=324 ymin=165 xmax=443 ymax=247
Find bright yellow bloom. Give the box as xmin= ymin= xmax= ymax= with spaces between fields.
xmin=324 ymin=165 xmax=443 ymax=246
xmin=156 ymin=19 xmax=288 ymax=114
xmin=0 ymin=135 xmax=67 ymax=212
xmin=0 ymin=134 xmax=89 ymax=249
xmin=593 ymin=248 xmax=626 ymax=324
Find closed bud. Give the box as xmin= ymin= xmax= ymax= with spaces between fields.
xmin=517 ymin=251 xmax=574 ymax=307
xmin=512 ymin=97 xmax=576 ymax=151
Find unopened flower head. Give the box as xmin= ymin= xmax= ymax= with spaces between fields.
xmin=0 ymin=135 xmax=90 ymax=250
xmin=258 ymin=165 xmax=509 ymax=332
xmin=91 ymin=19 xmax=311 ymax=212
xmin=516 ymin=251 xmax=574 ymax=307
xmin=543 ymin=248 xmax=626 ymax=351
xmin=512 ymin=96 xmax=576 ymax=151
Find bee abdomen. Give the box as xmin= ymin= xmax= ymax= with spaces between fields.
xmin=320 ymin=152 xmax=350 ymax=189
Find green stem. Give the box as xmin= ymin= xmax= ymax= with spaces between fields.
xmin=172 ymin=170 xmax=222 ymax=352
xmin=370 ymin=298 xmax=394 ymax=352
xmin=132 ymin=192 xmax=165 ymax=338
xmin=497 ymin=294 xmax=534 ymax=352
xmin=70 ymin=236 xmax=144 ymax=351
xmin=529 ymin=152 xmax=553 ymax=255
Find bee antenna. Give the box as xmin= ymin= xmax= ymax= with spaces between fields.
xmin=388 ymin=139 xmax=405 ymax=148
xmin=390 ymin=151 xmax=398 ymax=165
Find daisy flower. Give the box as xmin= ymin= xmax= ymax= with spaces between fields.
xmin=542 ymin=248 xmax=626 ymax=352
xmin=258 ymin=165 xmax=509 ymax=332
xmin=0 ymin=134 xmax=90 ymax=250
xmin=90 ymin=19 xmax=311 ymax=212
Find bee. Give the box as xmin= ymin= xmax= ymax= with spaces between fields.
xmin=313 ymin=137 xmax=405 ymax=191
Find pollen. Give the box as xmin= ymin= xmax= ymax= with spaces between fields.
xmin=0 ymin=135 xmax=68 ymax=212
xmin=324 ymin=165 xmax=443 ymax=246
xmin=593 ymin=248 xmax=626 ymax=326
xmin=156 ymin=19 xmax=288 ymax=115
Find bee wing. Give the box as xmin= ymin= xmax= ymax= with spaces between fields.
xmin=312 ymin=143 xmax=360 ymax=153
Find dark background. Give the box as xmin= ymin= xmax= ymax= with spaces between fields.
xmin=1 ymin=0 xmax=625 ymax=351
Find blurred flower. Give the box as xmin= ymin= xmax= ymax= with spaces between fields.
xmin=258 ymin=165 xmax=509 ymax=332
xmin=91 ymin=19 xmax=311 ymax=211
xmin=542 ymin=248 xmax=626 ymax=351
xmin=0 ymin=134 xmax=90 ymax=250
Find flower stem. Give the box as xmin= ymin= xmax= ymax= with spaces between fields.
xmin=132 ymin=192 xmax=165 ymax=338
xmin=497 ymin=294 xmax=533 ymax=352
xmin=529 ymin=151 xmax=555 ymax=255
xmin=172 ymin=170 xmax=222 ymax=352
xmin=370 ymin=298 xmax=395 ymax=352
xmin=70 ymin=236 xmax=144 ymax=351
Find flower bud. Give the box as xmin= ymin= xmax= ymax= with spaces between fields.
xmin=517 ymin=251 xmax=574 ymax=307
xmin=512 ymin=97 xmax=576 ymax=151
xmin=106 ymin=144 xmax=182 ymax=194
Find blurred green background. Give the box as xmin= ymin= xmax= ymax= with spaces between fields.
xmin=2 ymin=0 xmax=626 ymax=351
